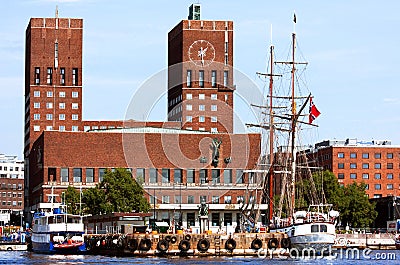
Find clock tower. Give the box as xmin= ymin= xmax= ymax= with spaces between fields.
xmin=167 ymin=4 xmax=234 ymax=133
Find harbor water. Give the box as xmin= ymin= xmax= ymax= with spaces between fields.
xmin=0 ymin=250 xmax=398 ymax=264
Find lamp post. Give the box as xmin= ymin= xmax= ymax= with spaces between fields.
xmin=19 ymin=211 xmax=23 ymax=231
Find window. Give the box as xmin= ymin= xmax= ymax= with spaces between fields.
xmin=187 ymin=169 xmax=195 ymax=183
xmin=187 ymin=213 xmax=195 ymax=226
xmin=34 ymin=102 xmax=40 ymax=109
xmin=199 ymin=70 xmax=204 ymax=87
xmin=72 ymin=126 xmax=78 ymax=132
xmin=200 ymin=195 xmax=207 ymax=203
xmin=212 ymin=213 xmax=220 ymax=226
xmin=224 ymin=196 xmax=232 ymax=204
xmin=162 ymin=195 xmax=170 ymax=204
xmin=375 ymin=153 xmax=381 ymax=159
xmin=211 ymin=116 xmax=217 ymax=122
xmin=73 ymin=168 xmax=82 ymax=183
xmin=161 ymin=169 xmax=170 ymax=183
xmin=186 ymin=70 xmax=192 ymax=87
xmin=149 ymin=168 xmax=158 ymax=183
xmin=338 ymin=153 xmax=344 ymax=158
xmin=362 ymin=153 xmax=369 ymax=159
xmin=72 ymin=114 xmax=79 ymax=120
xmin=72 ymin=103 xmax=78 ymax=109
xmin=59 ymin=114 xmax=65 ymax=120
xmin=350 ymin=173 xmax=357 ymax=179
xmin=72 ymin=91 xmax=79 ymax=98
xmin=224 ymin=54 xmax=228 ymax=65
xmin=212 ymin=196 xmax=219 ymax=204
xmin=186 ymin=116 xmax=192 ymax=122
xmin=387 ymin=173 xmax=393 ymax=179
xmin=362 ymin=173 xmax=369 ymax=179
xmin=46 ymin=126 xmax=53 ymax=131
xmin=387 ymin=184 xmax=394 ymax=190
xmin=350 ymin=163 xmax=357 ymax=169
xmin=338 ymin=173 xmax=344 ymax=179
xmin=61 ymin=168 xmax=69 ymax=182
xmin=223 ymin=71 xmax=228 ymax=87
xmin=211 ymin=94 xmax=217 ymax=100
xmin=99 ymin=168 xmax=106 ymax=182
xmin=375 ymin=163 xmax=381 ymax=169
xmin=224 ymin=169 xmax=232 ymax=184
xmin=199 ymin=169 xmax=207 ymax=184
xmin=199 ymin=94 xmax=205 ymax=100
xmin=186 ymin=104 xmax=192 ymax=111
xmin=47 ymin=68 xmax=53 ymax=85
xmin=387 ymin=163 xmax=393 ymax=169
xmin=46 ymin=114 xmax=53 ymax=120
xmin=72 ymin=68 xmax=78 ymax=86
xmin=34 ymin=91 xmax=40 ymax=97
xmin=199 ymin=116 xmax=205 ymax=122
xmin=34 ymin=125 xmax=40 ymax=131
xmin=199 ymin=105 xmax=205 ymax=111
xmin=237 ymin=195 xmax=244 ymax=204
xmin=35 ymin=67 xmax=40 ymax=85
xmin=34 ymin=114 xmax=40 ymax=120
xmin=86 ymin=168 xmax=94 ymax=183
xmin=338 ymin=163 xmax=344 ymax=169
xmin=375 ymin=184 xmax=381 ymax=190
xmin=46 ymin=102 xmax=53 ymax=109
xmin=350 ymin=153 xmax=357 ymax=158
xmin=59 ymin=91 xmax=65 ymax=98
xmin=211 ymin=105 xmax=217 ymax=111
xmin=174 ymin=169 xmax=182 ymax=183
xmin=212 ymin=169 xmax=220 ymax=184
xmin=211 ymin=70 xmax=216 ymax=87
xmin=47 ymin=91 xmax=53 ymax=97
xmin=186 ymin=93 xmax=192 ymax=100
xmin=362 ymin=163 xmax=369 ymax=169
xmin=236 ymin=170 xmax=244 ymax=183
xmin=387 ymin=153 xmax=393 ymax=159
xmin=175 ymin=195 xmax=182 ymax=204
xmin=60 ymin=68 xmax=65 ymax=85
xmin=187 ymin=195 xmax=194 ymax=204
xmin=375 ymin=173 xmax=381 ymax=179
xmin=59 ymin=102 xmax=65 ymax=109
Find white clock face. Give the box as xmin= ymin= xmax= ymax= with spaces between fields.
xmin=188 ymin=40 xmax=215 ymax=67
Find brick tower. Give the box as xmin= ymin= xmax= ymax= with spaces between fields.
xmin=167 ymin=4 xmax=234 ymax=133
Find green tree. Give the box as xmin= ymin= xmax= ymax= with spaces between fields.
xmin=64 ymin=186 xmax=80 ymax=215
xmin=340 ymin=182 xmax=377 ymax=228
xmin=82 ymin=168 xmax=150 ymax=215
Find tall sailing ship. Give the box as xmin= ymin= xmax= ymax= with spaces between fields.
xmin=241 ymin=16 xmax=339 ymax=253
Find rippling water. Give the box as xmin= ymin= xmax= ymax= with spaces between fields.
xmin=0 ymin=250 xmax=398 ymax=264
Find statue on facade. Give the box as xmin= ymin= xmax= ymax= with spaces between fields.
xmin=211 ymin=138 xmax=222 ymax=167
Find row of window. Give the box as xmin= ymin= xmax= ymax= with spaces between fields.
xmin=185 ymin=116 xmax=218 ymax=123
xmin=168 ymin=93 xmax=227 ymax=109
xmin=337 ymin=162 xmax=395 ymax=169
xmin=0 ymin=201 xmax=22 ymax=207
xmin=47 ymin=168 xmax=251 ymax=185
xmin=338 ymin=173 xmax=395 ymax=180
xmin=0 ymin=174 xmax=23 ymax=179
xmin=1 ymin=192 xmax=23 ymax=198
xmin=337 ymin=152 xmax=395 ymax=159
xmin=33 ymin=91 xmax=79 ymax=98
xmin=34 ymin=67 xmax=78 ymax=86
xmin=0 ymin=166 xmax=23 ymax=172
xmin=186 ymin=70 xmax=229 ymax=88
xmin=150 ymin=194 xmax=251 ymax=205
xmin=33 ymin=114 xmax=79 ymax=121
xmin=365 ymin=184 xmax=395 ymax=191
xmin=34 ymin=125 xmax=80 ymax=132
xmin=155 ymin=212 xmax=235 ymax=227
xmin=186 ymin=104 xmax=218 ymax=111
xmin=0 ymin=183 xmax=23 ymax=190
xmin=33 ymin=102 xmax=79 ymax=109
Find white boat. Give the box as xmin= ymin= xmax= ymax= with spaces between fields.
xmin=31 ymin=206 xmax=86 ymax=254
xmin=242 ymin=15 xmax=339 ymax=254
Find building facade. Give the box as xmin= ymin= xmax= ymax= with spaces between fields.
xmin=24 ymin=5 xmax=264 ymax=232
xmin=308 ymin=139 xmax=400 ymax=198
xmin=0 ymin=154 xmax=24 ymax=226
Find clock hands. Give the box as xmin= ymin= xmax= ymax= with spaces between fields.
xmin=198 ymin=46 xmax=208 ymax=66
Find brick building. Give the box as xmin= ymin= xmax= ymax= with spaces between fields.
xmin=24 ymin=5 xmax=264 ymax=231
xmin=307 ymin=139 xmax=400 ymax=198
xmin=0 ymin=154 xmax=24 ymax=226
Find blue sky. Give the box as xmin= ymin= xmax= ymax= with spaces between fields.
xmin=1 ymin=0 xmax=400 ymax=158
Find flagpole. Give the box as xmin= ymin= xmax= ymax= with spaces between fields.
xmin=293 ymin=10 xmax=296 ymax=33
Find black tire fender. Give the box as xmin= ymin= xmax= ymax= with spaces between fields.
xmin=128 ymin=238 xmax=138 ymax=251
xmin=157 ymin=239 xmax=169 ymax=252
xmin=268 ymin=238 xmax=279 ymax=249
xmin=170 ymin=236 xmax=177 ymax=244
xmin=281 ymin=237 xmax=291 ymax=248
xmin=225 ymin=238 xmax=237 ymax=251
xmin=178 ymin=239 xmax=191 ymax=252
xmin=251 ymin=238 xmax=263 ymax=250
xmin=184 ymin=234 xmax=191 ymax=241
xmin=197 ymin=238 xmax=210 ymax=252
xmin=139 ymin=238 xmax=152 ymax=251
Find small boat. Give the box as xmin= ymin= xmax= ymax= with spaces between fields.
xmin=31 ymin=206 xmax=86 ymax=254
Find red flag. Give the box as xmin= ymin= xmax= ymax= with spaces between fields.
xmin=309 ymin=97 xmax=321 ymax=124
